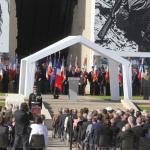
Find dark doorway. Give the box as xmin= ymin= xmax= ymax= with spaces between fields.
xmin=15 ymin=0 xmax=77 ymax=60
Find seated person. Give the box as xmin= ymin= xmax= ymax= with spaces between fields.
xmin=29 ymin=116 xmax=48 ymax=148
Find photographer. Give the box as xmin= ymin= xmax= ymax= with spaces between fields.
xmin=12 ymin=102 xmax=30 ymax=150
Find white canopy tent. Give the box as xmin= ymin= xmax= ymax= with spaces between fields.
xmin=19 ymin=36 xmax=132 ymax=100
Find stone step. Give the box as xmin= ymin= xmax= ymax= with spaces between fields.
xmin=43 ymin=95 xmax=124 ymax=115
xmin=48 ymin=131 xmax=69 ymax=150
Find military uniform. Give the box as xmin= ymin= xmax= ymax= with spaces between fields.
xmin=29 ymin=92 xmax=42 ymax=110
xmin=142 ymin=70 xmax=150 ymax=100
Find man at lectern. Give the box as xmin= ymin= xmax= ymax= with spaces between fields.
xmin=68 ymin=66 xmax=79 ymax=77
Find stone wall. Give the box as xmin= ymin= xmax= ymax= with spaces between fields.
xmin=69 ymin=0 xmax=94 ymax=72
xmin=9 ymin=0 xmax=17 ymax=59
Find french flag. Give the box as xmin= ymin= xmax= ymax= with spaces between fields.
xmin=75 ymin=56 xmax=78 ymax=72
xmin=138 ymin=58 xmax=144 ymax=80
xmin=93 ymin=65 xmax=98 ymax=82
xmin=51 ymin=58 xmax=57 ymax=84
xmin=47 ymin=58 xmax=53 ymax=77
xmin=55 ymin=60 xmax=63 ymax=92
xmin=61 ymin=58 xmax=65 ymax=81
xmin=8 ymin=62 xmax=13 ymax=80
xmin=138 ymin=64 xmax=144 ymax=80
xmin=93 ymin=57 xmax=98 ymax=82
xmin=105 ymin=65 xmax=109 ymax=81
xmin=0 ymin=64 xmax=3 ymax=81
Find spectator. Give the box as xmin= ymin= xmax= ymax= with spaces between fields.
xmin=29 ymin=115 xmax=48 ymax=148
xmin=52 ymin=107 xmax=150 ymax=150
xmin=142 ymin=68 xmax=150 ymax=100
xmin=12 ymin=102 xmax=30 ymax=150
xmin=0 ymin=114 xmax=9 ymax=149
xmin=117 ymin=123 xmax=136 ymax=150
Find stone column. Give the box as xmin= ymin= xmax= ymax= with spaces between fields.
xmin=109 ymin=59 xmax=120 ymax=100
xmin=9 ymin=0 xmax=17 ymax=59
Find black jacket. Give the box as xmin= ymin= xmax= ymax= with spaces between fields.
xmin=29 ymin=93 xmax=42 ymax=109
xmin=14 ymin=109 xmax=30 ymax=135
xmin=117 ymin=129 xmax=136 ymax=150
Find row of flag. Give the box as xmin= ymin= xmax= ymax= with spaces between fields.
xmin=0 ymin=55 xmax=19 ymax=81
xmin=36 ymin=55 xmax=145 ymax=93
xmin=92 ymin=57 xmax=146 ymax=83
xmin=44 ymin=55 xmax=88 ymax=91
xmin=138 ymin=58 xmax=145 ymax=80
xmin=45 ymin=56 xmax=64 ymax=92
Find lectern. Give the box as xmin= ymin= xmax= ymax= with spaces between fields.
xmin=68 ymin=77 xmax=80 ymax=100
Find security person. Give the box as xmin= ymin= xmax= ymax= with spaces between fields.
xmin=142 ymin=68 xmax=150 ymax=100
xmin=28 ymin=86 xmax=42 ymax=110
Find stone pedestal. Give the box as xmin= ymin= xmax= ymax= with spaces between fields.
xmin=5 ymin=94 xmax=24 ymax=109
xmin=68 ymin=77 xmax=80 ymax=101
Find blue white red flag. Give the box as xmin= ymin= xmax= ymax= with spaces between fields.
xmin=138 ymin=58 xmax=144 ymax=80
xmin=0 ymin=61 xmax=3 ymax=81
xmin=69 ymin=54 xmax=72 ymax=71
xmin=55 ymin=60 xmax=63 ymax=92
xmin=50 ymin=58 xmax=57 ymax=84
xmin=105 ymin=65 xmax=109 ymax=81
xmin=93 ymin=57 xmax=98 ymax=82
xmin=61 ymin=58 xmax=65 ymax=81
xmin=46 ymin=56 xmax=53 ymax=80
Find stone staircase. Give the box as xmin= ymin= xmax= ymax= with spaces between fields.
xmin=42 ymin=95 xmax=125 ymax=116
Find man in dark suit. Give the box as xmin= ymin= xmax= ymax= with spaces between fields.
xmin=88 ymin=66 xmax=94 ymax=95
xmin=68 ymin=66 xmax=79 ymax=77
xmin=28 ymin=85 xmax=42 ymax=110
xmin=142 ymin=68 xmax=150 ymax=100
xmin=2 ymin=65 xmax=9 ymax=93
xmin=12 ymin=102 xmax=30 ymax=150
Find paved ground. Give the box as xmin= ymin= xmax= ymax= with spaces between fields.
xmin=48 ymin=131 xmax=70 ymax=150
xmin=132 ymin=100 xmax=150 ymax=104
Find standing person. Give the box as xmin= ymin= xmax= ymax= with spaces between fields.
xmin=88 ymin=66 xmax=94 ymax=95
xmin=12 ymin=102 xmax=30 ymax=150
xmin=29 ymin=116 xmax=48 ymax=148
xmin=98 ymin=67 xmax=105 ymax=96
xmin=142 ymin=68 xmax=150 ymax=100
xmin=2 ymin=65 xmax=9 ymax=93
xmin=118 ymin=70 xmax=123 ymax=96
xmin=132 ymin=68 xmax=140 ymax=96
xmin=28 ymin=86 xmax=42 ymax=111
xmin=79 ymin=68 xmax=88 ymax=95
xmin=62 ymin=67 xmax=69 ymax=95
xmin=37 ymin=65 xmax=46 ymax=94
xmin=13 ymin=67 xmax=20 ymax=93
xmin=68 ymin=66 xmax=79 ymax=77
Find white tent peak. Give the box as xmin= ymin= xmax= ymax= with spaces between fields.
xmin=19 ymin=35 xmax=132 ymax=100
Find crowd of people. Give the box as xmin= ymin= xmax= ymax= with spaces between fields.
xmin=1 ymin=101 xmax=150 ymax=150
xmin=0 ymin=102 xmax=48 ymax=149
xmin=52 ymin=107 xmax=150 ymax=150
xmin=0 ymin=64 xmax=19 ymax=93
